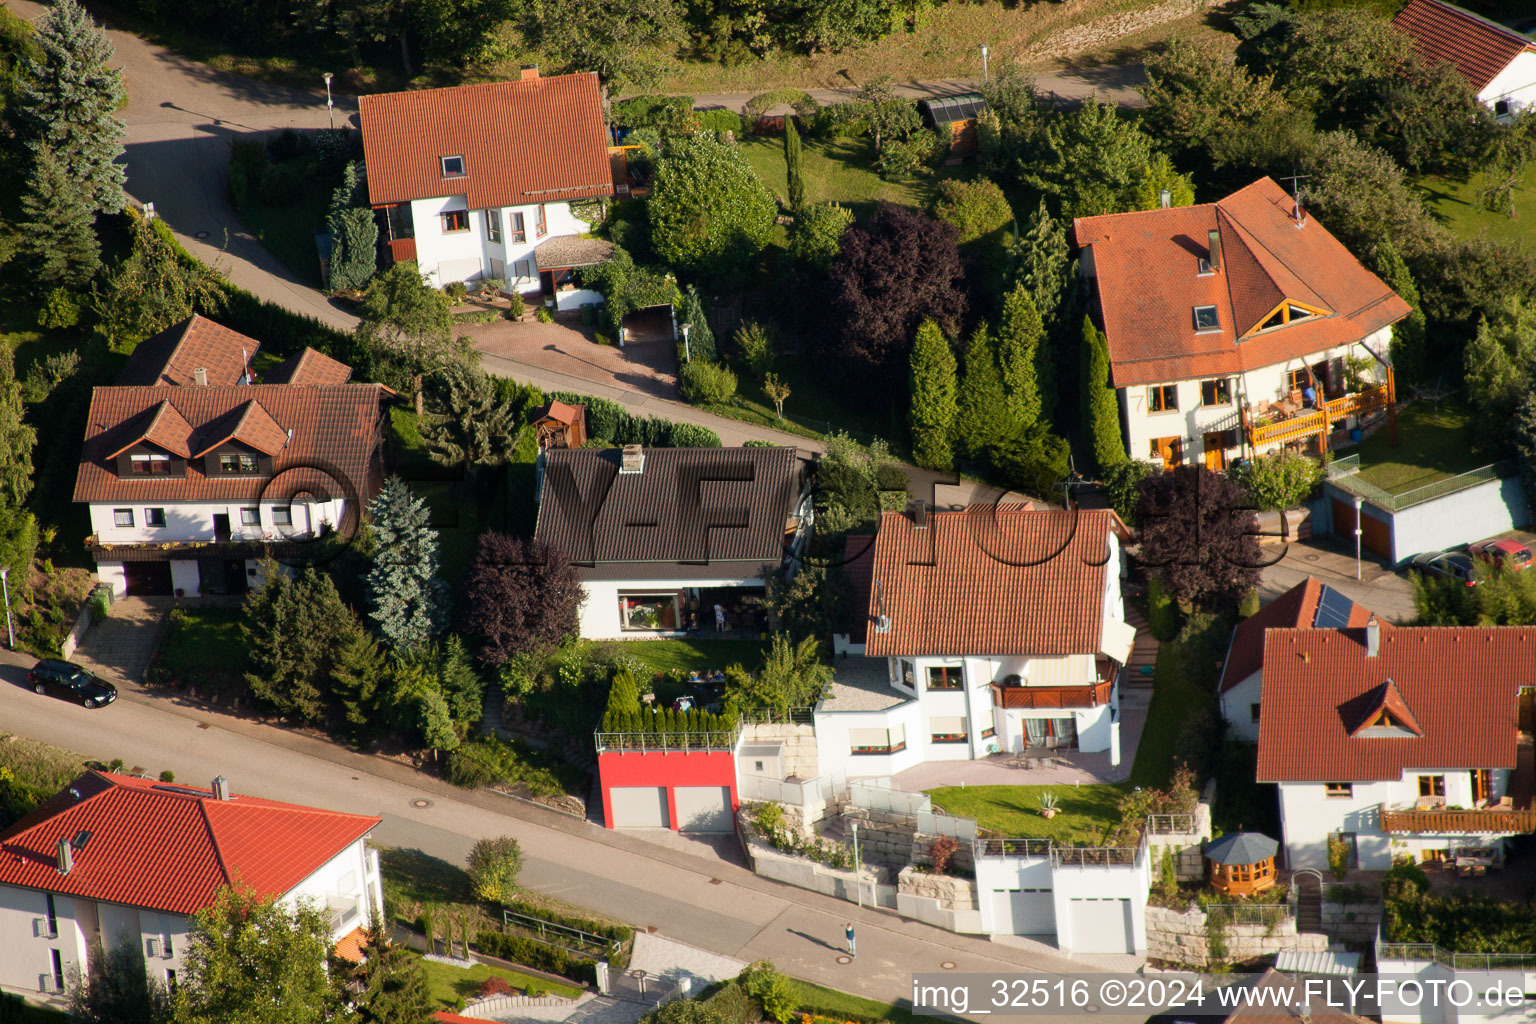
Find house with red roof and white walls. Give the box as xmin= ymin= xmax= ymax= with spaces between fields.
xmin=1256 ymin=621 xmax=1536 ymax=872
xmin=358 ymin=69 xmax=619 ymax=308
xmin=819 ymin=504 xmax=1138 ymax=779
xmin=0 ymin=771 xmax=382 ymax=1003
xmin=1073 ymin=178 xmax=1412 ymax=472
xmin=75 ymin=314 xmax=389 ymax=599
xmin=1217 ymin=577 xmax=1378 ymax=741
xmin=1392 ymin=0 xmax=1536 ymax=122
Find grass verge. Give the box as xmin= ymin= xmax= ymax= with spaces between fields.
xmin=412 ymin=951 xmax=583 ymax=1008
xmin=151 ymin=605 xmax=248 ymax=697
xmin=1350 ymin=398 xmax=1487 ymax=495
xmin=788 ymin=979 xmax=932 ymax=1024
xmin=924 ymin=784 xmax=1125 ymax=845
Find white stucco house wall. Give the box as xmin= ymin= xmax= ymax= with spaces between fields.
xmin=1074 ymin=177 xmax=1412 ymax=471
xmin=1256 ymin=622 xmax=1536 ymax=872
xmin=359 ymin=69 xmax=616 ymax=309
xmin=1217 ymin=577 xmax=1375 ymax=742
xmin=818 ymin=505 xmax=1136 ymax=779
xmin=74 ymin=317 xmax=386 ymax=598
xmin=1393 ymin=0 xmax=1536 ymax=122
xmin=535 ymin=445 xmax=813 ymax=641
xmin=0 ymin=772 xmax=382 ymax=1005
xmin=973 ymin=841 xmax=1151 ymax=954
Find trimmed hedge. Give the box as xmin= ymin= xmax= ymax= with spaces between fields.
xmin=474 ymin=930 xmax=599 ymax=985
xmin=548 ymin=390 xmax=721 ymax=448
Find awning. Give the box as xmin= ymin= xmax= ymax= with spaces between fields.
xmin=1100 ymin=617 xmax=1138 ymax=666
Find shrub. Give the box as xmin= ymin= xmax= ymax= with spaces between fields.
xmin=696 ymin=109 xmax=743 ymax=135
xmin=508 ymin=292 xmax=526 ymax=318
xmin=706 ymin=984 xmax=759 ymax=1024
xmin=932 ymin=178 xmax=1014 ymax=244
xmin=479 ymin=277 xmax=506 ymax=297
xmin=468 ymin=835 xmax=523 ymax=905
xmin=1229 ymin=450 xmax=1325 ymax=511
xmin=259 ymin=161 xmax=306 ymax=206
xmin=734 ymin=321 xmax=775 ymax=379
xmin=1327 ymin=833 xmax=1351 ymax=880
xmin=36 ymin=288 xmax=80 ymax=329
xmin=158 ymin=770 xmax=174 ymax=783
xmin=546 ymin=390 xmax=722 ymax=447
xmin=928 ymin=835 xmax=959 ymax=875
xmin=445 ymin=281 xmax=468 ymax=301
xmin=473 ymin=931 xmax=598 ymax=985
xmin=741 ymin=961 xmax=796 ymax=1024
xmin=536 ymin=306 xmax=553 ymax=323
xmin=478 ymin=976 xmax=515 ymax=998
xmin=227 ymin=137 xmax=268 ymax=210
xmin=1147 ymin=577 xmax=1181 ymax=641
xmin=679 ymin=359 xmax=738 ymax=405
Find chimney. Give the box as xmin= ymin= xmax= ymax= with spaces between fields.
xmin=909 ymin=501 xmax=928 ymax=529
xmin=193 ymin=367 xmax=209 ymax=386
xmin=1365 ymin=616 xmax=1380 ymax=658
xmin=1159 ymin=189 xmax=1171 ymax=209
xmin=1207 ymin=229 xmax=1222 ymax=273
xmin=619 ymin=444 xmax=644 ymax=474
xmin=212 ymin=776 xmax=231 ymax=800
xmin=520 ymin=65 xmax=539 ymax=81
xmin=57 ymin=838 xmax=73 ymax=876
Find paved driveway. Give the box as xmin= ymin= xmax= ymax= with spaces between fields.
xmin=67 ymin=596 xmax=172 ymax=688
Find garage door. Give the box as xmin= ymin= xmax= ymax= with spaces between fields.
xmin=674 ymin=786 xmax=733 ymax=832
xmin=609 ymin=787 xmax=670 ymax=829
xmin=1332 ymin=498 xmax=1391 ymax=559
xmin=989 ymin=888 xmax=1055 ymax=935
xmin=124 ymin=562 xmax=173 ymax=596
xmin=1067 ymin=898 xmax=1134 ymax=953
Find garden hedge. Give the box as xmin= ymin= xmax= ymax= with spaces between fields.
xmin=473 ymin=931 xmax=600 ymax=985
xmin=548 ymin=390 xmax=721 ymax=448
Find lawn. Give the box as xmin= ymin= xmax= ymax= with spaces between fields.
xmin=1412 ymin=172 xmax=1536 ymax=249
xmin=1129 ymin=629 xmax=1219 ymax=791
xmin=924 ymin=784 xmax=1125 ymax=845
xmin=413 ymin=951 xmax=583 ymax=1008
xmin=152 ymin=605 xmax=248 ymax=698
xmin=738 ymin=135 xmax=962 ymax=221
xmin=789 ymin=979 xmax=934 ymax=1024
xmin=236 ymin=160 xmax=331 ymax=288
xmin=0 ymin=733 xmax=90 ymax=794
xmin=594 ymin=638 xmax=772 ymax=677
xmin=1349 ymin=398 xmax=1488 ymax=495
xmin=377 ymin=845 xmax=477 ymax=913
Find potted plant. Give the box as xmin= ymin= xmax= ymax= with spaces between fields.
xmin=1038 ymin=792 xmax=1059 ymax=819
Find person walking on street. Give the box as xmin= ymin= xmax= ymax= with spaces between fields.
xmin=845 ymin=922 xmax=856 ymax=957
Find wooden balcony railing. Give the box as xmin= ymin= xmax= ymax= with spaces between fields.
xmin=1247 ymin=383 xmax=1391 ymax=448
xmin=387 ymin=237 xmax=417 ymax=264
xmin=989 ymin=679 xmax=1113 ymax=709
xmin=1378 ymin=803 xmax=1536 ymax=835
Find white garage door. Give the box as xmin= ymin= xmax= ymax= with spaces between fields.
xmin=609 ymin=787 xmax=670 ymax=828
xmin=674 ymin=786 xmax=733 ymax=832
xmin=988 ymin=888 xmax=1055 ymax=935
xmin=1067 ymin=898 xmax=1134 ymax=953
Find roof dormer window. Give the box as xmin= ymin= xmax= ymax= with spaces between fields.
xmin=1193 ymin=305 xmax=1220 ymax=332
xmin=440 ymin=155 xmax=466 ymax=178
xmin=1197 ymin=257 xmax=1213 ymax=277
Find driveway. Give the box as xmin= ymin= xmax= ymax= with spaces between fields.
xmin=67 ymin=596 xmax=172 ymax=688
xmin=466 ymin=320 xmax=677 ymax=400
xmin=1257 ymin=535 xmax=1418 ymax=623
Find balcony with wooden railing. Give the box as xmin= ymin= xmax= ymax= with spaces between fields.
xmin=989 ymin=662 xmax=1116 ymax=710
xmin=1245 ymin=379 xmax=1393 ymax=451
xmin=1379 ymin=803 xmax=1536 ymax=835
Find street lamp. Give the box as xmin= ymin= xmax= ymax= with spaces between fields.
xmin=680 ymin=323 xmax=691 ymax=363
xmin=1353 ymin=496 xmax=1364 ymax=581
xmin=323 ymin=72 xmax=335 ymax=130
xmin=851 ymin=821 xmax=863 ymax=909
xmin=0 ymin=566 xmax=13 ymax=649
xmin=980 ymin=44 xmax=990 ymax=83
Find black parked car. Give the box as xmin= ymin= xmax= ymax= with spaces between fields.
xmin=1409 ymin=550 xmax=1477 ymax=587
xmin=27 ymin=659 xmax=118 ymax=708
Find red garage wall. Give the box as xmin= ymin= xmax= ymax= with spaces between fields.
xmin=598 ymin=750 xmax=738 ymax=830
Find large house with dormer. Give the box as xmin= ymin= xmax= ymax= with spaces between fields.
xmin=0 ymin=771 xmax=381 ymax=1004
xmin=1257 ymin=621 xmax=1536 ymax=871
xmin=819 ymin=505 xmax=1137 ymax=778
xmin=75 ymin=315 xmax=388 ymax=598
xmin=358 ymin=69 xmax=618 ymax=307
xmin=1073 ymin=178 xmax=1413 ymax=472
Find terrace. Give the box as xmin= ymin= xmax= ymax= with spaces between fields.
xmin=988 ymin=658 xmax=1116 ymax=710
xmin=1244 ymin=373 xmax=1394 ymax=452
xmin=1380 ymin=735 xmax=1536 ymax=837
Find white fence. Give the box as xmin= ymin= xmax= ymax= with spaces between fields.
xmin=739 ymin=773 xmax=847 ymax=805
xmin=849 ymin=780 xmax=928 ymax=815
xmin=917 ymin=810 xmax=978 ymax=841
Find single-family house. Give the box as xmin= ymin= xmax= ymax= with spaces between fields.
xmin=1218 ymin=577 xmax=1376 ymax=741
xmin=819 ymin=504 xmax=1137 ymax=778
xmin=1257 ymin=622 xmax=1536 ymax=871
xmin=75 ymin=316 xmax=389 ymax=598
xmin=1073 ymin=177 xmax=1412 ymax=471
xmin=0 ymin=771 xmax=382 ymax=1003
xmin=358 ymin=69 xmax=617 ymax=306
xmin=1392 ymin=0 xmax=1536 ymax=122
xmin=534 ymin=444 xmax=813 ymax=639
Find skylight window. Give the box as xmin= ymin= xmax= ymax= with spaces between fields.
xmin=1193 ymin=305 xmax=1220 ymax=332
xmin=440 ymin=155 xmax=466 ymax=178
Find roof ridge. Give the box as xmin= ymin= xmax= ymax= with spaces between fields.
xmin=1410 ymin=0 xmax=1536 ymax=46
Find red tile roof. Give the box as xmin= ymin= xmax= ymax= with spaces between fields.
xmin=1346 ymin=678 xmax=1423 ymax=737
xmin=116 ymin=315 xmax=259 ymax=387
xmin=1392 ymin=0 xmax=1535 ymax=92
xmin=1218 ymin=578 xmax=1377 ymax=694
xmin=104 ymin=401 xmax=196 ymax=460
xmin=263 ymin=347 xmax=355 ymax=386
xmin=862 ymin=506 xmax=1128 ymax=657
xmin=333 ymin=925 xmax=370 ymax=963
xmin=0 ymin=772 xmax=379 ymax=916
xmin=75 ymin=384 xmax=386 ymax=503
xmin=842 ymin=534 xmax=876 ymax=644
xmin=535 ymin=399 xmax=584 ymax=425
xmin=1073 ymin=178 xmax=1412 ymax=388
xmin=1255 ymin=627 xmax=1534 ymax=782
xmin=359 ymin=73 xmax=613 ymax=209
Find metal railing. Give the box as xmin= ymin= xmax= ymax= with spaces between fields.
xmin=1325 ymin=453 xmax=1360 ymax=479
xmin=1330 ymin=460 xmax=1516 ymax=513
xmin=502 ymin=909 xmax=619 ymax=956
xmin=739 ymin=706 xmax=816 ymax=725
xmin=1378 ymin=943 xmax=1536 ymax=970
xmin=975 ymin=837 xmax=1052 ymax=858
xmin=593 ymin=729 xmax=738 ymax=753
xmin=1204 ymin=903 xmax=1292 ymax=928
xmin=1052 ymin=845 xmax=1141 ymax=867
xmin=1146 ymin=813 xmax=1198 ymax=835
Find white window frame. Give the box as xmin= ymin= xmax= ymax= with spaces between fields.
xmin=440 ymin=155 xmax=466 ymax=178
xmin=113 ymin=508 xmax=134 ymax=528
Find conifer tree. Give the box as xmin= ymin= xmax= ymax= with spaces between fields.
xmin=908 ymin=319 xmax=958 ymax=471
xmin=366 ymin=476 xmax=449 ymax=651
xmin=16 ymin=0 xmax=127 ymax=215
xmin=326 ymin=161 xmax=377 ymax=292
xmin=783 ymin=115 xmax=806 ymax=212
xmin=350 ymin=909 xmax=435 ymax=1024
xmin=953 ymin=323 xmax=1008 ymax=464
xmin=996 ymin=285 xmax=1045 ymax=430
xmin=18 ymin=145 xmax=101 ymax=288
xmin=1015 ymin=198 xmax=1069 ymax=325
xmin=242 ymin=563 xmax=361 ymax=723
xmin=677 ymin=286 xmax=716 ymax=363
xmin=418 ymin=362 xmax=519 ymax=473
xmin=330 ymin=631 xmax=390 ymax=741
xmin=437 ymin=635 xmax=484 ymax=733
xmin=1081 ymin=316 xmax=1127 ymax=470
xmin=0 ymin=348 xmax=38 ymax=507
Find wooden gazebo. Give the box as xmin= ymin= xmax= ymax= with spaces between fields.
xmin=1205 ymin=831 xmax=1279 ymax=896
xmin=531 ymin=400 xmax=587 ymax=450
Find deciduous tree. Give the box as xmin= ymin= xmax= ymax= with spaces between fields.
xmin=67 ymin=938 xmax=172 ymax=1024
xmin=461 ymin=534 xmax=583 ymax=666
xmin=366 ymin=476 xmax=449 ymax=651
xmin=1136 ymin=466 xmax=1263 ymax=609
xmin=788 ymin=201 xmax=852 ymax=272
xmin=829 ymin=203 xmax=966 ymax=381
xmin=15 ymin=0 xmax=126 ymax=215
xmin=355 ymin=261 xmax=459 ymax=395
xmin=467 ymin=836 xmax=523 ymax=905
xmin=931 ymin=178 xmax=1012 ymax=244
xmin=763 ymin=563 xmax=849 ymax=641
xmin=92 ymin=213 xmax=225 ymax=353
xmin=908 ymin=319 xmax=957 ymax=471
xmin=649 ymin=132 xmax=776 ymax=287
xmin=528 ymin=0 xmax=684 ymax=91
xmin=724 ymin=634 xmax=831 ymax=717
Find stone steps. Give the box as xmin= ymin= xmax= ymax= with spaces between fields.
xmin=1122 ymin=601 xmax=1159 ymax=689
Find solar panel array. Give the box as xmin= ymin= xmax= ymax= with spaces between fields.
xmin=1312 ymin=585 xmax=1355 ymax=629
xmin=918 ymin=94 xmax=988 ymax=125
